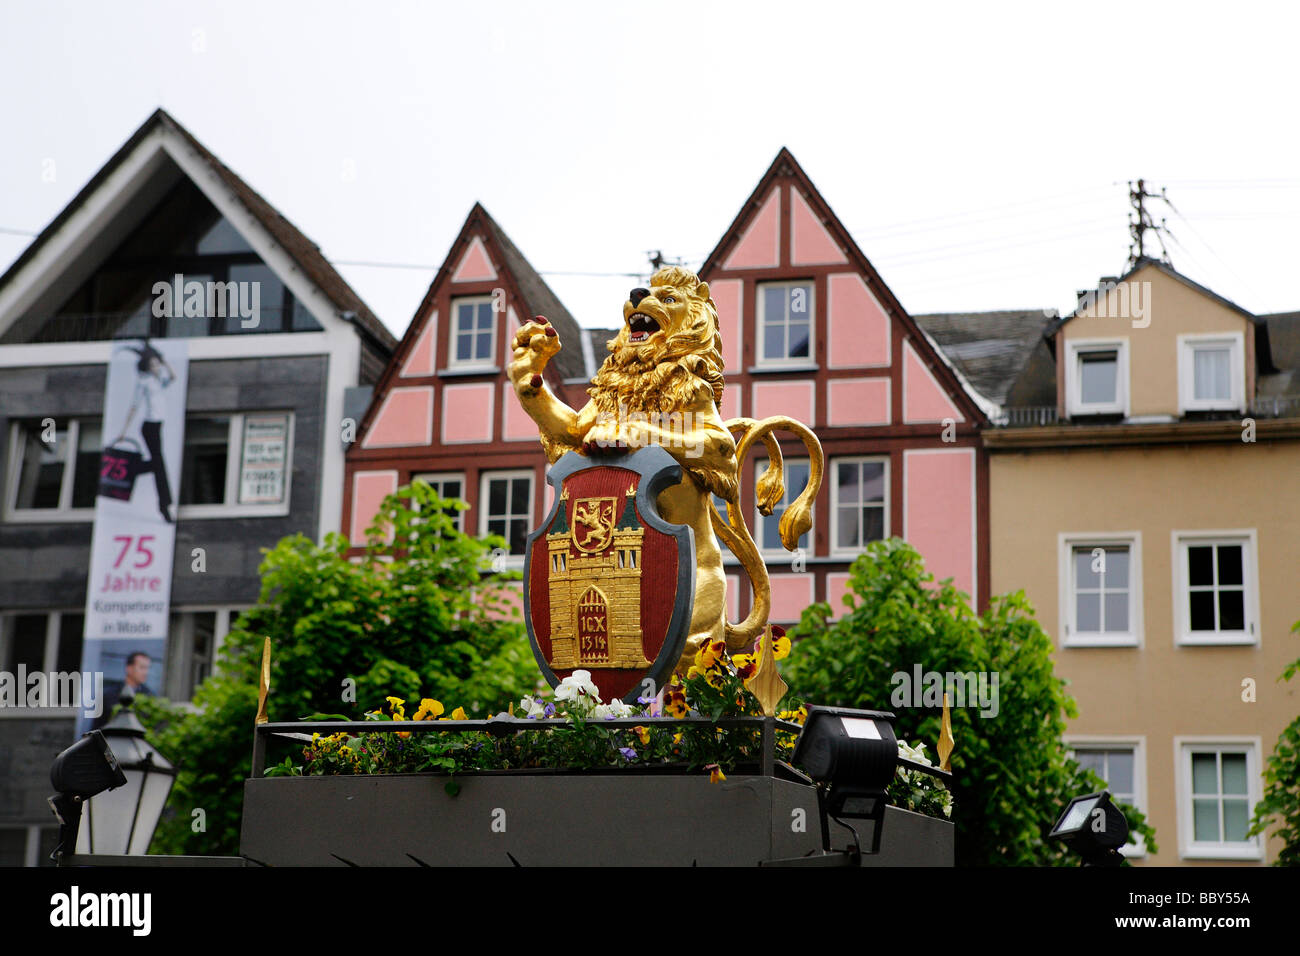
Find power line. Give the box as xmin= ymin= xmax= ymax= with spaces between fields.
xmin=854 ymin=184 xmax=1114 ymax=238
xmin=328 ymin=258 xmax=645 ymax=278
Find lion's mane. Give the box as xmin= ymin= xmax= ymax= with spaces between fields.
xmin=587 ymin=266 xmax=726 ymax=415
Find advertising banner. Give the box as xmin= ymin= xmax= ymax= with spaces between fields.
xmin=78 ymin=338 xmax=189 ymax=734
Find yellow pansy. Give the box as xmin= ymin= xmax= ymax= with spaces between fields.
xmin=757 ymin=632 xmax=791 ymax=662
xmin=451 ymin=706 xmax=468 ymax=721
xmin=414 ymin=698 xmax=444 ymax=721
xmin=733 ymin=653 xmax=758 ymax=683
xmin=694 ymin=638 xmax=727 ymax=672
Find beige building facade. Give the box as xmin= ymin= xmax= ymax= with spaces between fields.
xmin=976 ymin=260 xmax=1300 ymax=864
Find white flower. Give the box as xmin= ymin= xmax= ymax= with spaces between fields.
xmin=593 ymin=699 xmax=636 ymax=719
xmin=555 ymin=670 xmax=600 ymax=703
xmin=897 ymin=740 xmax=933 ymax=767
xmin=518 ymin=696 xmax=547 ymax=719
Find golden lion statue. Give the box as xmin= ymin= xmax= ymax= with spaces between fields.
xmin=508 ymin=266 xmax=823 ymax=669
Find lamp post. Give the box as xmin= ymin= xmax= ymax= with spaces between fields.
xmin=72 ymin=694 xmax=176 ymax=856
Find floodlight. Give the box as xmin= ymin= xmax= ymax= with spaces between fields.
xmin=792 ymin=705 xmax=900 ymax=853
xmin=1049 ymin=790 xmax=1130 ymax=866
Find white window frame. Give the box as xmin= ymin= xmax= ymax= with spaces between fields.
xmin=448 ymin=296 xmax=498 ymax=370
xmin=0 ymin=823 xmax=60 ymax=867
xmin=1066 ymin=736 xmax=1148 ymax=858
xmin=411 ymin=471 xmax=467 ymax=531
xmin=1177 ymin=332 xmax=1245 ymax=414
xmin=756 ymin=280 xmax=816 ymax=368
xmin=754 ymin=458 xmax=812 ymax=556
xmin=830 ymin=456 xmax=889 ymax=558
xmin=0 ymin=609 xmax=84 ymax=718
xmin=1065 ymin=337 xmax=1129 ymax=417
xmin=1174 ymin=736 xmax=1263 ymax=861
xmin=478 ymin=469 xmax=534 ymax=567
xmin=1171 ymin=530 xmax=1258 ymax=647
xmin=179 ymin=411 xmax=294 ymax=519
xmin=4 ymin=412 xmax=294 ymax=522
xmin=1057 ymin=532 xmax=1143 ymax=648
xmin=165 ymin=605 xmax=243 ymax=704
xmin=3 ymin=418 xmax=101 ymax=522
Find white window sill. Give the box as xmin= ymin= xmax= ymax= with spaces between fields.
xmin=1061 ymin=634 xmax=1140 ymax=648
xmin=440 ymin=365 xmax=501 ymax=377
xmin=180 ymin=503 xmax=290 ymax=519
xmin=1120 ymin=839 xmax=1148 ymax=860
xmin=1068 ymin=404 xmax=1124 ymax=417
xmin=4 ymin=504 xmax=290 ymax=521
xmin=3 ymin=509 xmax=95 ymax=523
xmin=1177 ymin=631 xmax=1257 ymax=647
xmin=748 ymin=362 xmax=820 ymax=375
xmin=1180 ymin=843 xmax=1263 ymax=861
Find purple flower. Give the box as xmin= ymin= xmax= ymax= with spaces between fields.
xmin=543 ymin=702 xmax=556 ymax=717
xmin=619 ymin=747 xmax=637 ymax=761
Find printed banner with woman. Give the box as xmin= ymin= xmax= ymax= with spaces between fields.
xmin=78 ymin=338 xmax=189 ymax=736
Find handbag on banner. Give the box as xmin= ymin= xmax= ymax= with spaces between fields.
xmin=98 ymin=437 xmax=146 ymax=501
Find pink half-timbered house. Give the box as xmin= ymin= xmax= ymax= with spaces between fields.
xmin=344 ymin=151 xmax=991 ymax=627
xmin=342 ymin=205 xmax=587 ymax=616
xmin=697 ymin=149 xmax=990 ymax=623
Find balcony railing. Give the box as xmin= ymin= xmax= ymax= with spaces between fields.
xmin=991 ymin=398 xmax=1300 ymax=427
xmin=989 ymin=406 xmax=1059 ymax=427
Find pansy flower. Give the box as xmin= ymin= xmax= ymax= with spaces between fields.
xmin=413 ymin=698 xmax=444 ymax=721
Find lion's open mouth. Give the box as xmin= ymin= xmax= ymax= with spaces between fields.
xmin=627 ymin=313 xmax=660 ymax=343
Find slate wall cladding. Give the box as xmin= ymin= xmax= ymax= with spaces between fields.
xmin=0 ymin=354 xmax=328 ymax=610
xmin=0 ymin=353 xmax=329 ymax=832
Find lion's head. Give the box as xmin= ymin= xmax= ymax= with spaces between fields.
xmin=588 ymin=266 xmax=726 ymax=413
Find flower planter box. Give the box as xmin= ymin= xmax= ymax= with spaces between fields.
xmin=240 ymin=771 xmax=953 ymax=866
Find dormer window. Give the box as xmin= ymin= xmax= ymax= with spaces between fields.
xmin=1178 ymin=333 xmax=1244 ymax=414
xmin=450 ymin=297 xmax=497 ymax=369
xmin=1066 ymin=339 xmax=1128 ymax=417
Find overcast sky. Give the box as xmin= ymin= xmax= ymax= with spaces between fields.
xmin=3 ymin=1 xmax=1298 ymax=339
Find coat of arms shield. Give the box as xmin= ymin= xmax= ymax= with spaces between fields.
xmin=524 ymin=446 xmax=695 ymax=704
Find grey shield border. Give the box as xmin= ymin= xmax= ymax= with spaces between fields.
xmin=522 ymin=446 xmax=696 ymax=704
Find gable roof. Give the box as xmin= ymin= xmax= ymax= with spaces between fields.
xmin=0 ymin=108 xmax=395 ymax=353
xmin=353 ymin=204 xmax=586 ymax=447
xmin=700 ymin=147 xmax=988 ymax=425
xmin=1050 ymin=256 xmax=1258 ymax=336
xmin=477 ymin=208 xmax=586 ymax=381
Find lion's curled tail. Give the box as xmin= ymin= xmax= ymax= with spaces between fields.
xmin=708 ymin=416 xmax=825 ymax=650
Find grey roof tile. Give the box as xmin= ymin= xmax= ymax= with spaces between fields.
xmin=914 ymin=310 xmax=1055 ymax=407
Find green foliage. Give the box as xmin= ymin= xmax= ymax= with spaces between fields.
xmin=141 ymin=481 xmax=538 ymax=855
xmin=782 ymin=537 xmax=1156 ymax=866
xmin=269 ymin=645 xmax=951 ymax=821
xmin=1248 ymin=619 xmax=1300 ymax=865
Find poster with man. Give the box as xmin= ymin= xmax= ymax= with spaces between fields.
xmin=78 ymin=338 xmax=189 ymax=736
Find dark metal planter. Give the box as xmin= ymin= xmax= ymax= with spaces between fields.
xmin=240 ymin=771 xmax=954 ymax=866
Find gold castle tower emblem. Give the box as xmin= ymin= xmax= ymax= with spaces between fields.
xmin=546 ymin=486 xmax=652 ymax=670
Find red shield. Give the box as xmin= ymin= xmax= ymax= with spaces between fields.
xmin=524 ymin=447 xmax=695 ymax=704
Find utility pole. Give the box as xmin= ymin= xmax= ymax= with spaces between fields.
xmin=645 ymin=250 xmax=686 ymax=276
xmin=1128 ymin=179 xmax=1173 ymax=269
